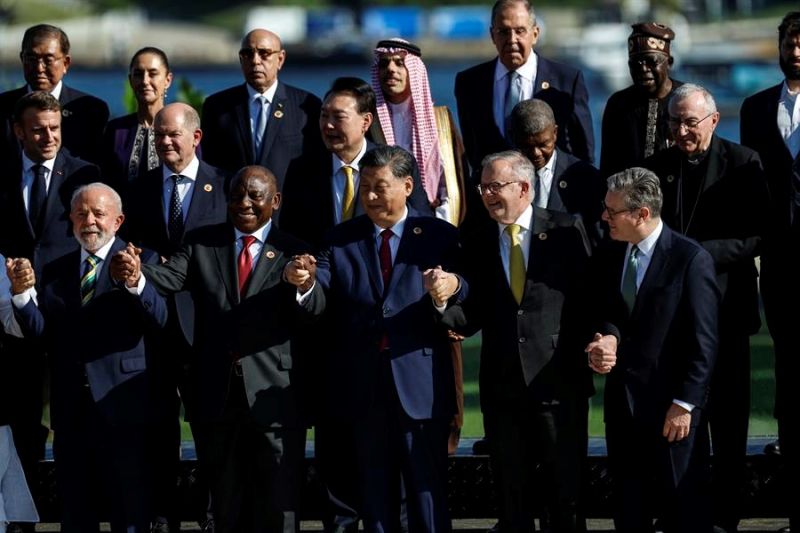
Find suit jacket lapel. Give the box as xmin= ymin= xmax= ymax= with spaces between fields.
xmin=356 ymin=219 xmax=383 ymax=298
xmin=632 ymin=229 xmax=671 ymax=316
xmin=214 ymin=230 xmax=240 ymax=305
xmin=94 ymin=239 xmax=125 ymax=297
xmin=185 ymin=164 xmax=216 ymax=233
xmin=257 ymin=82 xmax=286 ymax=163
xmin=386 ymin=219 xmax=419 ymax=297
xmin=548 ymin=151 xmax=568 ymax=212
xmin=41 ymin=152 xmax=68 ymax=231
xmin=243 ymin=238 xmax=283 ymax=299
xmin=703 ymin=136 xmax=727 ymax=193
xmin=235 ymin=85 xmax=255 ymax=164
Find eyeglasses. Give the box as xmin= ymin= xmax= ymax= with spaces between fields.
xmin=667 ymin=113 xmax=714 ymax=131
xmin=477 ymin=181 xmax=523 ymax=195
xmin=238 ymin=48 xmax=282 ymax=62
xmin=492 ymin=26 xmax=532 ymax=39
xmin=627 ymin=55 xmax=668 ymax=70
xmin=21 ymin=54 xmax=64 ymax=67
xmin=601 ymin=202 xmax=637 ymax=218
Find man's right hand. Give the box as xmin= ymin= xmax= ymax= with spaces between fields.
xmin=110 ymin=244 xmax=143 ymax=287
xmin=585 ymin=332 xmax=618 ymax=374
xmin=5 ymin=257 xmax=35 ymax=295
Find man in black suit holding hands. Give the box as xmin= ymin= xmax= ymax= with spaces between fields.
xmin=0 ymin=24 xmax=109 ymax=165
xmin=587 ymin=167 xmax=719 ymax=533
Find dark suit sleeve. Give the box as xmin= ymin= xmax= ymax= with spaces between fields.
xmin=142 ymin=246 xmax=192 ymax=294
xmin=12 ymin=299 xmax=45 ymax=338
xmin=567 ymin=69 xmax=595 ymax=164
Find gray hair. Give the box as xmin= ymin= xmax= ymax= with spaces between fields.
xmin=491 ymin=0 xmax=536 ymax=27
xmin=606 ymin=167 xmax=662 ymax=217
xmin=669 ymin=83 xmax=717 ymax=115
xmin=71 ymin=182 xmax=123 ymax=214
xmin=360 ymin=145 xmax=415 ymax=179
xmin=510 ymin=99 xmax=555 ymax=141
xmin=481 ymin=150 xmax=536 ymax=185
xmin=156 ymin=102 xmax=201 ymax=133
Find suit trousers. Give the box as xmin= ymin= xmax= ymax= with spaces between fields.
xmin=605 ymin=409 xmax=712 ymax=533
xmin=483 ymin=397 xmax=587 ymax=533
xmin=53 ymin=387 xmax=150 ymax=533
xmin=199 ymin=373 xmax=305 ymax=533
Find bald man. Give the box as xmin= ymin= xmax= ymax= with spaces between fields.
xmin=201 ymin=29 xmax=326 ymax=227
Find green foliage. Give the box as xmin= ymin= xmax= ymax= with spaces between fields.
xmin=175 ymin=76 xmax=206 ymax=115
xmin=122 ymin=79 xmax=136 ymax=115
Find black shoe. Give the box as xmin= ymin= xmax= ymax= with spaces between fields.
xmin=764 ymin=439 xmax=781 ymax=455
xmin=200 ymin=518 xmax=215 ymax=533
xmin=6 ymin=523 xmax=35 ymax=533
xmin=151 ymin=521 xmax=178 ymax=533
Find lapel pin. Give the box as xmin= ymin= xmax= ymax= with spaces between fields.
xmin=538 ymin=232 xmax=548 ymax=240
xmin=61 ymin=109 xmax=72 ymax=117
xmin=413 ymin=227 xmax=422 ymax=235
xmin=273 ymin=109 xmax=284 ymax=119
xmin=541 ymin=81 xmax=550 ymax=90
xmin=55 ymin=169 xmax=64 ymax=176
xmin=666 ymin=175 xmax=675 ymax=183
xmin=558 ymin=180 xmax=567 ymax=188
xmin=204 ymin=184 xmax=213 ymax=192
xmin=265 ymin=250 xmax=276 ymax=259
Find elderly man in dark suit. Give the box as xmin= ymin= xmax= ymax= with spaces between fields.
xmin=124 ymin=101 xmax=228 ymax=533
xmin=201 ymin=28 xmax=326 ymax=225
xmin=644 ymin=83 xmax=769 ymax=533
xmin=586 ymin=167 xmax=719 ymax=533
xmin=0 ymin=24 xmax=109 ymax=165
xmin=444 ymin=150 xmax=593 ymax=532
xmin=8 ymin=182 xmax=167 ymax=533
xmin=112 ymin=166 xmax=324 ymax=533
xmin=311 ymin=145 xmax=465 ymax=533
xmin=740 ymin=12 xmax=800 ymax=532
xmin=455 ymin=0 xmax=594 ymax=180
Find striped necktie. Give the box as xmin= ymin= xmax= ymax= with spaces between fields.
xmin=81 ymin=254 xmax=100 ymax=306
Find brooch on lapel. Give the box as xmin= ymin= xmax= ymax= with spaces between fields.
xmin=265 ymin=250 xmax=276 ymax=259
xmin=538 ymin=232 xmax=548 ymax=240
xmin=412 ymin=227 xmax=422 ymax=235
xmin=541 ymin=81 xmax=550 ymax=90
xmin=55 ymin=169 xmax=64 ymax=176
xmin=666 ymin=175 xmax=675 ymax=183
xmin=558 ymin=180 xmax=567 ymax=189
xmin=273 ymin=103 xmax=284 ymax=119
xmin=203 ymin=184 xmax=213 ymax=192
xmin=61 ymin=109 xmax=72 ymax=118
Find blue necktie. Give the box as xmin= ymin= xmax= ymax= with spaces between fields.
xmin=29 ymin=164 xmax=47 ymax=234
xmin=253 ymin=95 xmax=267 ymax=159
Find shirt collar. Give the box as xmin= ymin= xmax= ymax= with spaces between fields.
xmin=22 ymin=152 xmax=56 ymax=174
xmin=494 ymin=52 xmax=538 ymax=83
xmin=162 ymin=155 xmax=200 ymax=183
xmin=781 ymin=80 xmax=799 ymax=101
xmin=333 ymin=139 xmax=368 ymax=171
xmin=498 ymin=203 xmax=534 ymax=237
xmin=28 ymin=80 xmax=63 ymax=100
xmin=246 ymin=80 xmax=279 ymax=103
xmin=81 ymin=236 xmax=117 ymax=263
xmin=234 ymin=218 xmax=272 ymax=244
xmin=633 ymin=219 xmax=663 ymax=258
xmin=373 ymin=207 xmax=409 ymax=239
xmin=540 ymin=149 xmax=557 ymax=176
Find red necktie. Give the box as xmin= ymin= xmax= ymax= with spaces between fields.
xmin=378 ymin=229 xmax=393 ymax=352
xmin=238 ymin=235 xmax=257 ymax=296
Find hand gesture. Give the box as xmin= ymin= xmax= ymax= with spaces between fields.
xmin=585 ymin=333 xmax=618 ymax=374
xmin=284 ymin=254 xmax=316 ymax=293
xmin=663 ymin=403 xmax=691 ymax=442
xmin=110 ymin=244 xmax=142 ymax=287
xmin=5 ymin=257 xmax=35 ymax=295
xmin=423 ymin=266 xmax=458 ymax=307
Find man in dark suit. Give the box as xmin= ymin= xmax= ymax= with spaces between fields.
xmin=644 ymin=83 xmax=769 ymax=533
xmin=112 ymin=166 xmax=324 ymax=533
xmin=454 ymin=0 xmax=594 ymax=181
xmin=586 ymin=167 xmax=719 ymax=533
xmin=740 ymin=12 xmax=800 ymax=532
xmin=200 ymin=28 xmax=326 ymax=226
xmin=444 ymin=150 xmax=593 ymax=532
xmin=124 ymin=102 xmax=228 ymax=533
xmin=600 ymin=22 xmax=683 ymax=177
xmin=0 ymin=92 xmax=101 ymax=527
xmin=313 ymin=145 xmax=465 ymax=533
xmin=281 ymin=76 xmax=432 ymax=250
xmin=8 ymin=182 xmax=167 ymax=533
xmin=0 ymin=24 xmax=109 ymax=165
xmin=510 ymin=98 xmax=605 ymax=241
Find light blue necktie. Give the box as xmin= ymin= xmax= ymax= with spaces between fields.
xmin=504 ymin=70 xmax=522 ymax=138
xmin=253 ymin=95 xmax=268 ymax=159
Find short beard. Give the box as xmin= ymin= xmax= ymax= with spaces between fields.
xmin=780 ymin=56 xmax=800 ymax=81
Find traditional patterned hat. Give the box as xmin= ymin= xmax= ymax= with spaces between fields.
xmin=628 ymin=22 xmax=675 ymax=56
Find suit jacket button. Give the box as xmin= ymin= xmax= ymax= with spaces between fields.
xmin=517 ymin=309 xmax=524 ymax=316
xmin=383 ymin=306 xmax=390 ymax=316
xmin=518 ymin=337 xmax=526 ymax=343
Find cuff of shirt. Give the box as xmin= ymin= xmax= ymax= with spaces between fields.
xmin=11 ymin=288 xmax=35 ymax=308
xmin=124 ymin=275 xmax=146 ymax=296
xmin=296 ymin=281 xmax=316 ymax=304
xmin=672 ymin=399 xmax=695 ymax=412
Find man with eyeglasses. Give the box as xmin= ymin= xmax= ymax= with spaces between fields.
xmin=444 ymin=150 xmax=593 ymax=532
xmin=740 ymin=12 xmax=800 ymax=533
xmin=0 ymin=24 xmax=109 ymax=166
xmin=644 ymin=83 xmax=770 ymax=533
xmin=201 ymin=28 xmax=326 ymax=228
xmin=454 ymin=0 xmax=594 ymax=185
xmin=600 ymin=22 xmax=683 ymax=177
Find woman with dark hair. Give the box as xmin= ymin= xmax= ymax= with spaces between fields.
xmin=103 ymin=47 xmax=173 ymax=191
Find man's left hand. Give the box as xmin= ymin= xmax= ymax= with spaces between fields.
xmin=423 ymin=266 xmax=458 ymax=307
xmin=663 ymin=403 xmax=691 ymax=443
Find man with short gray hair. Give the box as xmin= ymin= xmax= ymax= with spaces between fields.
xmin=644 ymin=83 xmax=770 ymax=533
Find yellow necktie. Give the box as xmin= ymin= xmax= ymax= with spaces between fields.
xmin=342 ymin=166 xmax=355 ymax=221
xmin=506 ymin=223 xmax=525 ymax=304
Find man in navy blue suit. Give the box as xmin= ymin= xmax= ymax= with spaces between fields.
xmin=0 ymin=24 xmax=109 ymax=165
xmin=312 ymin=145 xmax=466 ymax=533
xmin=586 ymin=167 xmax=719 ymax=533
xmin=8 ymin=182 xmax=167 ymax=533
xmin=455 ymin=0 xmax=594 ymax=180
xmin=201 ymin=28 xmax=326 ymax=227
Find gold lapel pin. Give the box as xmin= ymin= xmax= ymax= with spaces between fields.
xmin=265 ymin=250 xmax=276 ymax=259
xmin=204 ymin=184 xmax=213 ymax=192
xmin=413 ymin=227 xmax=422 ymax=235
xmin=538 ymin=232 xmax=548 ymax=240
xmin=558 ymin=180 xmax=567 ymax=189
xmin=273 ymin=110 xmax=284 ymax=119
xmin=541 ymin=81 xmax=550 ymax=90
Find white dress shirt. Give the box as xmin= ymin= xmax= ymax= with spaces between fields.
xmin=536 ymin=150 xmax=557 ymax=208
xmin=497 ymin=204 xmax=534 ymax=285
xmin=21 ymin=153 xmax=56 ymax=213
xmin=778 ymin=81 xmax=800 ymax=159
xmin=162 ymin=156 xmax=200 ymax=224
xmin=246 ymin=81 xmax=279 ymax=143
xmin=331 ymin=140 xmax=368 ymax=224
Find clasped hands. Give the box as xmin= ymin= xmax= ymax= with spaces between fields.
xmin=423 ymin=266 xmax=458 ymax=307
xmin=5 ymin=257 xmax=35 ymax=295
xmin=284 ymin=254 xmax=316 ymax=294
xmin=110 ymin=244 xmax=143 ymax=287
xmin=585 ymin=332 xmax=617 ymax=374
